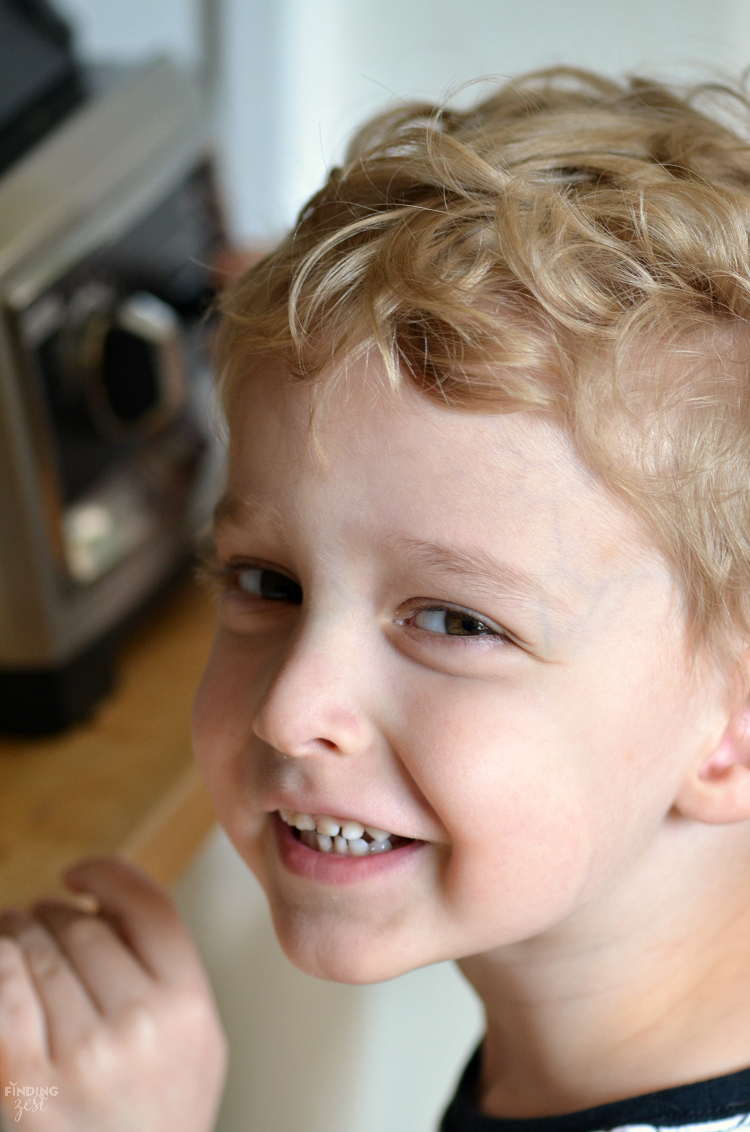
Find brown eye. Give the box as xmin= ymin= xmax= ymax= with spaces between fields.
xmin=236 ymin=567 xmax=302 ymax=603
xmin=413 ymin=608 xmax=497 ymax=636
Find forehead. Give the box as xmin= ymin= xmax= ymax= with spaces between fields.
xmin=226 ymin=359 xmax=588 ymax=510
xmin=219 ymin=359 xmax=668 ymax=623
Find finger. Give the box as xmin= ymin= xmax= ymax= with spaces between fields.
xmin=0 ymin=936 xmax=49 ymax=1071
xmin=33 ymin=901 xmax=152 ymax=1016
xmin=0 ymin=910 xmax=99 ymax=1058
xmin=64 ymin=857 xmax=204 ymax=987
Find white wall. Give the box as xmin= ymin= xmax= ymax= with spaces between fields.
xmin=57 ymin=0 xmax=750 ymax=237
xmin=49 ymin=3 xmax=750 ymax=1128
xmin=55 ymin=0 xmax=200 ymax=65
xmin=269 ymin=0 xmax=750 ymax=237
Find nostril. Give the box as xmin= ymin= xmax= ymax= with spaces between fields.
xmin=251 ymin=687 xmax=370 ymax=758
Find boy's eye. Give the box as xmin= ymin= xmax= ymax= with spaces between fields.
xmin=411 ymin=607 xmax=500 ymax=637
xmin=236 ymin=566 xmax=302 ymax=604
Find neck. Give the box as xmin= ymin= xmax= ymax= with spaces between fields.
xmin=459 ymin=818 xmax=750 ymax=1119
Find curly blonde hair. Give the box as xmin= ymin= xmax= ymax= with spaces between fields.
xmin=217 ymin=67 xmax=750 ymax=663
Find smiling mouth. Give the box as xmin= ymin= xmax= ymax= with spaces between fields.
xmin=278 ymin=809 xmax=413 ymax=856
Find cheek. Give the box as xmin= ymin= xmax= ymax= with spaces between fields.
xmin=191 ymin=630 xmax=269 ymax=834
xmin=555 ymin=643 xmax=704 ymax=828
xmin=396 ymin=672 xmax=684 ymax=945
xmin=397 ymin=682 xmax=605 ymax=936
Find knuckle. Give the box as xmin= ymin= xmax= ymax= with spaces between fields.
xmin=67 ymin=1026 xmax=118 ymax=1080
xmin=117 ymin=999 xmax=160 ymax=1052
xmin=171 ymin=987 xmax=225 ymax=1050
xmin=118 ymin=988 xmax=220 ymax=1053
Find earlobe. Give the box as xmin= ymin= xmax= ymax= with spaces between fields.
xmin=674 ymin=701 xmax=750 ymax=825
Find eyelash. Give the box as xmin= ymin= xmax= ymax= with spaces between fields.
xmin=399 ymin=602 xmax=509 ymax=643
xmin=199 ymin=555 xmax=509 ymax=644
xmin=194 ymin=552 xmax=232 ymax=598
xmin=197 ymin=556 xmax=302 ymax=604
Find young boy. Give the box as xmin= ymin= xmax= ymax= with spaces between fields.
xmin=4 ymin=65 xmax=750 ymax=1132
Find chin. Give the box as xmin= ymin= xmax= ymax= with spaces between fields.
xmin=268 ymin=903 xmax=429 ymax=984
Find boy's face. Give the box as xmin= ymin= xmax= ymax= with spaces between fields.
xmin=193 ymin=358 xmax=724 ymax=983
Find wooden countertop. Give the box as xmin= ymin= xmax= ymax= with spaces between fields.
xmin=0 ymin=579 xmax=218 ymax=906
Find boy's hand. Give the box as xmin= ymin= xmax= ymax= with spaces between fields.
xmin=0 ymin=857 xmax=227 ymax=1132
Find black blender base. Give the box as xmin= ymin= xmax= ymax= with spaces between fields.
xmin=0 ymin=635 xmax=116 ymax=736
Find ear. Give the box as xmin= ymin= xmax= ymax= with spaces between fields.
xmin=675 ymin=684 xmax=750 ymax=824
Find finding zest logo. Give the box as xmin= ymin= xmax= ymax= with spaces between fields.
xmin=4 ymin=1083 xmax=58 ymax=1122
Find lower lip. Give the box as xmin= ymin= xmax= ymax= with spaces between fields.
xmin=272 ymin=813 xmax=424 ymax=885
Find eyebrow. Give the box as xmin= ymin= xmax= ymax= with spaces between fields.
xmin=213 ymin=493 xmax=287 ymax=539
xmin=383 ymin=533 xmax=568 ymax=614
xmin=213 ymin=495 xmax=567 ymax=615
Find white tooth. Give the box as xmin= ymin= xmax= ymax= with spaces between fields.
xmin=365 ymin=826 xmax=390 ymax=841
xmin=301 ymin=830 xmax=317 ymax=849
xmin=334 ymin=836 xmax=348 ymax=854
xmin=315 ymin=816 xmax=340 ymax=836
xmin=279 ymin=809 xmax=293 ymax=824
xmin=348 ymin=838 xmax=369 ymax=856
xmin=341 ymin=820 xmax=365 ymax=840
xmin=293 ymin=812 xmax=316 ymax=831
xmin=369 ymin=839 xmax=392 ymax=854
xmin=316 ymin=833 xmax=333 ymax=853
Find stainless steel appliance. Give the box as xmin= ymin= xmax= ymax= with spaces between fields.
xmin=0 ymin=58 xmax=225 ymax=733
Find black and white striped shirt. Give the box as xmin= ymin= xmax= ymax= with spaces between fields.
xmin=441 ymin=1048 xmax=750 ymax=1132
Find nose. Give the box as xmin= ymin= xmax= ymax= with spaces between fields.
xmin=251 ymin=618 xmax=377 ymax=760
